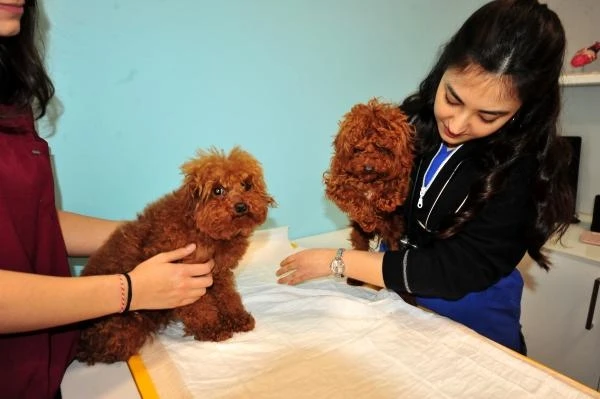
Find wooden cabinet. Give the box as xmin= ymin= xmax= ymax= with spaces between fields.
xmin=519 ymin=214 xmax=600 ymax=390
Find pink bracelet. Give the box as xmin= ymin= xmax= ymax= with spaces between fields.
xmin=117 ymin=273 xmax=132 ymax=313
xmin=118 ymin=274 xmax=127 ymax=313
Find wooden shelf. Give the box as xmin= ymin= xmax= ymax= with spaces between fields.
xmin=560 ymin=72 xmax=600 ymax=86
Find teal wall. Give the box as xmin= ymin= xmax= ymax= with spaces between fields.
xmin=42 ymin=0 xmax=485 ymax=239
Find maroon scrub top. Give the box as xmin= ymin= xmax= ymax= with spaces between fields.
xmin=0 ymin=105 xmax=80 ymax=399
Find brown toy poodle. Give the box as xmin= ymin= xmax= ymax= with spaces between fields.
xmin=76 ymin=147 xmax=275 ymax=364
xmin=324 ymin=98 xmax=415 ymax=286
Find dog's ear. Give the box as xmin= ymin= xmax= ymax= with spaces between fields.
xmin=361 ymin=99 xmax=415 ymax=167
xmin=334 ymin=102 xmax=374 ymax=156
xmin=180 ymin=147 xmax=225 ymax=206
xmin=228 ymin=147 xmax=277 ymax=208
xmin=332 ymin=126 xmax=346 ymax=154
xmin=383 ymin=107 xmax=416 ymax=171
xmin=329 ymin=103 xmax=369 ymax=177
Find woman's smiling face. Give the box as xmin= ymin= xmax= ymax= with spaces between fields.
xmin=433 ymin=64 xmax=522 ymax=147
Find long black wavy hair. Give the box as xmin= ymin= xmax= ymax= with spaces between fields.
xmin=0 ymin=0 xmax=54 ymax=120
xmin=401 ymin=0 xmax=573 ymax=270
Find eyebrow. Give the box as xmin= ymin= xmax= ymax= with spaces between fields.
xmin=445 ymin=83 xmax=510 ymax=116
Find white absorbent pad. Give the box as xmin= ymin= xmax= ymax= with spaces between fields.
xmin=137 ymin=227 xmax=596 ymax=399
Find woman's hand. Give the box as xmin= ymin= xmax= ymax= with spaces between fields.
xmin=276 ymin=248 xmax=336 ymax=285
xmin=128 ymin=244 xmax=214 ymax=310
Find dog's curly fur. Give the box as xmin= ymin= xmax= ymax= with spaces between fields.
xmin=76 ymin=147 xmax=275 ymax=364
xmin=324 ymin=98 xmax=415 ymax=281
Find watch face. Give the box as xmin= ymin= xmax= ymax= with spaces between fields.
xmin=330 ymin=249 xmax=345 ymax=278
xmin=331 ymin=259 xmax=344 ymax=275
xmin=332 ymin=260 xmax=340 ymax=272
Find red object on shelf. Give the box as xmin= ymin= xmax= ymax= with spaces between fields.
xmin=570 ymin=41 xmax=600 ymax=68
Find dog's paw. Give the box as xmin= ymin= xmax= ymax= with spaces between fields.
xmin=180 ymin=307 xmax=234 ymax=341
xmin=76 ymin=331 xmax=147 ymax=364
xmin=185 ymin=312 xmax=255 ymax=341
xmin=188 ymin=325 xmax=235 ymax=342
xmin=75 ymin=314 xmax=153 ymax=364
xmin=227 ymin=311 xmax=255 ymax=333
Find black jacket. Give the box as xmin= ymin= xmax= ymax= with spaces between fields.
xmin=382 ymin=141 xmax=536 ymax=299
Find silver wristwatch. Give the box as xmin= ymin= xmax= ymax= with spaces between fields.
xmin=330 ymin=248 xmax=346 ymax=279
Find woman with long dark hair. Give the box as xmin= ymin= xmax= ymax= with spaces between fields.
xmin=277 ymin=0 xmax=574 ymax=355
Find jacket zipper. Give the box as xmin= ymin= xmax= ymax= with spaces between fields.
xmin=422 ymin=160 xmax=466 ymax=232
xmin=401 ymin=158 xmax=424 ymax=248
xmin=417 ymin=144 xmax=463 ymax=209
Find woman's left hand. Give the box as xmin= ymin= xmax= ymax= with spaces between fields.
xmin=276 ymin=248 xmax=336 ymax=285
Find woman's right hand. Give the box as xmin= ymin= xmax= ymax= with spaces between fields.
xmin=127 ymin=244 xmax=213 ymax=311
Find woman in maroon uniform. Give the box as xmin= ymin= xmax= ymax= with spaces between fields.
xmin=0 ymin=2 xmax=214 ymax=398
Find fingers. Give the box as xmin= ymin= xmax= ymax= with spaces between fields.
xmin=276 ymin=259 xmax=299 ymax=284
xmin=168 ymin=273 xmax=212 ymax=309
xmin=158 ymin=243 xmax=197 ymax=262
xmin=189 ymin=274 xmax=213 ymax=289
xmin=277 ymin=268 xmax=301 ymax=285
xmin=279 ymin=254 xmax=294 ymax=267
xmin=183 ymin=259 xmax=214 ymax=277
xmin=179 ymin=288 xmax=208 ymax=306
xmin=277 ymin=253 xmax=305 ymax=283
xmin=277 ymin=254 xmax=296 ymax=276
xmin=277 ymin=249 xmax=330 ymax=285
xmin=188 ymin=287 xmax=208 ymax=300
xmin=275 ymin=263 xmax=291 ymax=277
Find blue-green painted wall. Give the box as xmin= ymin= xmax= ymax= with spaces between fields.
xmin=43 ymin=0 xmax=488 ymax=239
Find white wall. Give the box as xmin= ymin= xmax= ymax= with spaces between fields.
xmin=562 ymin=87 xmax=600 ymax=215
xmin=546 ymin=0 xmax=600 ymax=214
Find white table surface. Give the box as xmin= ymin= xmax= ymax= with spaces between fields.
xmin=62 ymin=219 xmax=599 ymax=398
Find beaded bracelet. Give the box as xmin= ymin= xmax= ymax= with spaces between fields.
xmin=118 ymin=273 xmax=133 ymax=313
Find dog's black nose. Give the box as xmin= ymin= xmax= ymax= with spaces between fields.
xmin=235 ymin=202 xmax=248 ymax=214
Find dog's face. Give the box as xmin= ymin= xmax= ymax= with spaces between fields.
xmin=331 ymin=99 xmax=414 ymax=183
xmin=324 ymin=99 xmax=415 ymax=233
xmin=181 ymin=147 xmax=275 ymax=240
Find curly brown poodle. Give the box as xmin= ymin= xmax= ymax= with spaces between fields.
xmin=76 ymin=147 xmax=276 ymax=364
xmin=324 ymin=98 xmax=415 ymax=285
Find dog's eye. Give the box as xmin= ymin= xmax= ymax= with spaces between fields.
xmin=213 ymin=186 xmax=225 ymax=196
xmin=242 ymin=181 xmax=252 ymax=191
xmin=375 ymin=144 xmax=392 ymax=155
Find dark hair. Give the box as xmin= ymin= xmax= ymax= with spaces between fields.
xmin=0 ymin=0 xmax=54 ymax=120
xmin=401 ymin=0 xmax=573 ymax=270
